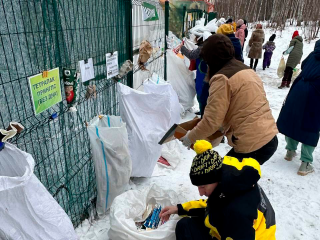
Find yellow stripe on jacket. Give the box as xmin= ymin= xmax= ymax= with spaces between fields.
xmin=223 ymin=156 xmax=262 ymax=177
xmin=253 ymin=210 xmax=276 ymax=240
xmin=181 ymin=199 xmax=207 ymax=211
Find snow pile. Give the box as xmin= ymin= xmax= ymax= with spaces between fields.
xmin=76 ymin=26 xmax=319 ymax=240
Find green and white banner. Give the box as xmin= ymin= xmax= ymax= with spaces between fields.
xmin=142 ymin=2 xmax=159 ymax=21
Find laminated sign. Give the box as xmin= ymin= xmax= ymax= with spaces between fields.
xmin=79 ymin=58 xmax=95 ymax=82
xmin=106 ymin=51 xmax=119 ymax=79
xmin=28 ymin=68 xmax=62 ymax=115
xmin=142 ymin=2 xmax=159 ymax=21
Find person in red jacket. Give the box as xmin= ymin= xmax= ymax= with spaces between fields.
xmin=160 ymin=140 xmax=276 ymax=240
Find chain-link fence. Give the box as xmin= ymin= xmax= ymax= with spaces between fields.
xmin=0 ymin=0 xmax=131 ymax=227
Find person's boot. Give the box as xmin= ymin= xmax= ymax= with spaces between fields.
xmin=286 ymin=81 xmax=291 ymax=88
xmin=278 ymin=81 xmax=287 ymax=89
xmin=297 ymin=162 xmax=314 ymax=176
xmin=284 ymin=150 xmax=297 ymax=161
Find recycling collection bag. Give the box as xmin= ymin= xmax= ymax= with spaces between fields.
xmin=118 ymin=83 xmax=179 ymax=177
xmin=109 ymin=184 xmax=184 ymax=240
xmin=0 ymin=143 xmax=77 ymax=240
xmin=277 ymin=57 xmax=286 ymax=78
xmin=87 ymin=115 xmax=132 ymax=216
xmin=167 ymin=50 xmax=196 ymax=111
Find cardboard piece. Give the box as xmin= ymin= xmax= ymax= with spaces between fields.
xmin=158 ymin=117 xmax=225 ymax=148
xmin=158 ymin=117 xmax=201 ymax=145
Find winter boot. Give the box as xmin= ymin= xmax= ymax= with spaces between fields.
xmin=286 ymin=81 xmax=291 ymax=88
xmin=278 ymin=81 xmax=287 ymax=89
xmin=297 ymin=162 xmax=314 ymax=176
xmin=284 ymin=150 xmax=297 ymax=161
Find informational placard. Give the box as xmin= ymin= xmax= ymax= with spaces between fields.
xmin=28 ymin=68 xmax=62 ymax=115
xmin=79 ymin=58 xmax=95 ymax=82
xmin=142 ymin=2 xmax=159 ymax=21
xmin=106 ymin=51 xmax=119 ymax=79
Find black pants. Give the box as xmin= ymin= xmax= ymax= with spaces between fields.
xmin=175 ymin=217 xmax=212 ymax=240
xmin=250 ymin=58 xmax=259 ymax=69
xmin=282 ymin=66 xmax=294 ymax=84
xmin=226 ymin=136 xmax=278 ymax=165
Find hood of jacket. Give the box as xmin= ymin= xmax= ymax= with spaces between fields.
xmin=266 ymin=41 xmax=275 ymax=46
xmin=240 ymin=24 xmax=246 ymax=30
xmin=200 ymin=34 xmax=235 ymax=79
xmin=219 ymin=156 xmax=261 ymax=197
xmin=294 ymin=35 xmax=303 ymax=42
xmin=314 ymin=39 xmax=320 ymax=60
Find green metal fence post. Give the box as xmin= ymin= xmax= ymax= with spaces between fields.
xmin=125 ymin=0 xmax=133 ymax=88
xmin=182 ymin=6 xmax=186 ymax=38
xmin=164 ymin=0 xmax=169 ymax=81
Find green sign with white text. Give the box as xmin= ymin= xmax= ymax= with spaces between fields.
xmin=142 ymin=2 xmax=159 ymax=21
xmin=28 ymin=68 xmax=62 ymax=115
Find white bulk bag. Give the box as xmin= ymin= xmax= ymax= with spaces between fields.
xmin=167 ymin=50 xmax=196 ymax=111
xmin=87 ymin=115 xmax=132 ymax=216
xmin=118 ymin=83 xmax=173 ymax=177
xmin=109 ymin=184 xmax=183 ymax=240
xmin=0 ymin=143 xmax=77 ymax=240
xmin=143 ymin=80 xmax=181 ymax=127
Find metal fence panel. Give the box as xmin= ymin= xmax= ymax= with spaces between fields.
xmin=0 ymin=0 xmax=130 ymax=227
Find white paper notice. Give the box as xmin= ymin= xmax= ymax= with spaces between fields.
xmin=106 ymin=51 xmax=119 ymax=79
xmin=79 ymin=58 xmax=95 ymax=82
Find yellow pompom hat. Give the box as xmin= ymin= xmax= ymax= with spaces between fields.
xmin=217 ymin=24 xmax=234 ymax=35
xmin=190 ymin=140 xmax=223 ymax=186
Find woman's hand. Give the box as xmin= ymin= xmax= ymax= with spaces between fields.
xmin=159 ymin=205 xmax=178 ymax=222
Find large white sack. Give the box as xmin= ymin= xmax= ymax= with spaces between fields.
xmin=143 ymin=80 xmax=181 ymax=127
xmin=167 ymin=50 xmax=196 ymax=111
xmin=0 ymin=143 xmax=77 ymax=240
xmin=109 ymin=184 xmax=184 ymax=240
xmin=118 ymin=83 xmax=174 ymax=177
xmin=159 ymin=140 xmax=181 ymax=169
xmin=204 ymin=18 xmax=218 ymax=33
xmin=87 ymin=115 xmax=132 ymax=216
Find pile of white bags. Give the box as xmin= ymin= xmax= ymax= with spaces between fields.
xmin=118 ymin=82 xmax=180 ymax=177
xmin=87 ymin=115 xmax=132 ymax=216
xmin=109 ymin=184 xmax=184 ymax=240
xmin=0 ymin=143 xmax=77 ymax=240
xmin=167 ymin=50 xmax=196 ymax=111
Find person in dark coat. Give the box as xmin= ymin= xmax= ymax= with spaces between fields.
xmin=217 ymin=24 xmax=243 ymax=62
xmin=278 ymin=31 xmax=304 ymax=88
xmin=248 ymin=24 xmax=265 ymax=71
xmin=262 ymin=34 xmax=276 ymax=70
xmin=277 ymin=40 xmax=320 ymax=176
xmin=243 ymin=19 xmax=249 ymax=49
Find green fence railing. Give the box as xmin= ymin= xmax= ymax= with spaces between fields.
xmin=0 ymin=0 xmax=132 ymax=227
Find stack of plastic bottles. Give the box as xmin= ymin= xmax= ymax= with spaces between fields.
xmin=136 ymin=204 xmax=165 ymax=231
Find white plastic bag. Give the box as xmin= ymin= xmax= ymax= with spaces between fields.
xmin=109 ymin=184 xmax=184 ymax=240
xmin=159 ymin=140 xmax=181 ymax=169
xmin=143 ymin=80 xmax=181 ymax=127
xmin=167 ymin=50 xmax=196 ymax=111
xmin=0 ymin=143 xmax=77 ymax=240
xmin=118 ymin=83 xmax=176 ymax=177
xmin=277 ymin=57 xmax=286 ymax=78
xmin=204 ymin=18 xmax=218 ymax=33
xmin=87 ymin=115 xmax=132 ymax=216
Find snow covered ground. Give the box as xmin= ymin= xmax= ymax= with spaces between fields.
xmin=76 ymin=26 xmax=320 ymax=240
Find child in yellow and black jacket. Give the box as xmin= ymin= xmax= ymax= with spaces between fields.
xmin=160 ymin=140 xmax=276 ymax=240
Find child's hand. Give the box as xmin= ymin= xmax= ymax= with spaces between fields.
xmin=159 ymin=206 xmax=178 ymax=222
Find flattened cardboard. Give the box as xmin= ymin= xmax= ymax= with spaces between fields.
xmin=158 ymin=117 xmax=200 ymax=145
